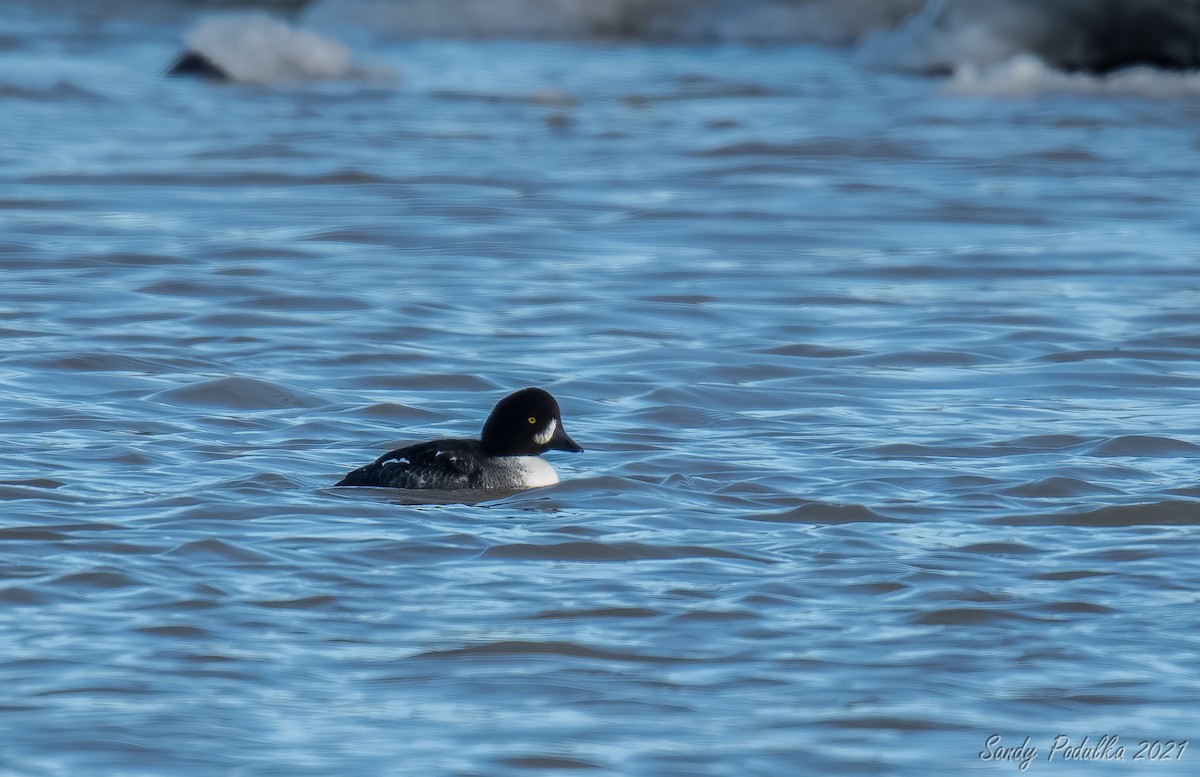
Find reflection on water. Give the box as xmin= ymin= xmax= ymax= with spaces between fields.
xmin=2 ymin=2 xmax=1200 ymax=775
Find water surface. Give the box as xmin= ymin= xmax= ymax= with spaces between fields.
xmin=2 ymin=2 xmax=1200 ymax=775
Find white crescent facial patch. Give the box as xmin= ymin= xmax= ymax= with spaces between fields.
xmin=533 ymin=418 xmax=557 ymax=446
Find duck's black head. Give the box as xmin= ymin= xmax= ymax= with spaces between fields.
xmin=480 ymin=387 xmax=583 ymax=457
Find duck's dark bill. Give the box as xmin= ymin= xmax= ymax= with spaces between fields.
xmin=551 ymin=428 xmax=584 ymax=453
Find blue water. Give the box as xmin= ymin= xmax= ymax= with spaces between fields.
xmin=3 ymin=2 xmax=1200 ymax=775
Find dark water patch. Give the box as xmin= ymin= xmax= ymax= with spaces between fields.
xmin=860 ymin=348 xmax=998 ymax=367
xmin=249 ymin=594 xmax=339 ymax=610
xmin=496 ymin=754 xmax=602 ymax=770
xmin=33 ymin=352 xmax=211 ymax=374
xmin=993 ymin=500 xmax=1200 ymax=527
xmin=162 ymin=539 xmax=274 ymax=563
xmin=1129 ymin=332 xmax=1200 ymax=350
xmin=920 ymin=587 xmax=1011 ymax=605
xmin=1078 ymin=547 xmax=1161 ymax=563
xmin=32 ymin=684 xmax=155 ymax=697
xmin=137 ymin=279 xmax=271 ymax=297
xmin=413 ymin=640 xmax=696 ymax=664
xmin=301 ymin=227 xmax=412 ymax=245
xmin=76 ymin=540 xmax=165 ymax=556
xmin=328 ymin=486 xmax=512 ymax=507
xmin=842 ymin=581 xmax=908 ymax=595
xmin=0 ymin=485 xmax=83 ymax=503
xmin=1035 ymin=601 xmax=1117 ymax=615
xmin=670 ymin=609 xmax=757 ymax=623
xmin=0 ymin=527 xmax=67 ymax=541
xmin=187 ymin=141 xmax=310 ymax=162
xmin=624 ymin=207 xmax=787 ymax=225
xmin=0 ymin=197 xmax=84 ymax=212
xmin=238 ymin=293 xmax=373 ymax=312
xmin=744 ymin=502 xmax=893 ymax=524
xmin=1012 ymin=147 xmax=1105 ymax=165
xmin=757 ymin=343 xmax=867 ymax=358
xmin=0 ymin=563 xmax=50 ymax=582
xmin=0 ymin=324 xmax=53 ymax=338
xmin=149 ymin=376 xmax=327 ymax=410
xmin=342 ymin=536 xmax=489 ymax=564
xmin=136 ymin=624 xmax=213 ymax=638
xmin=532 ymin=607 xmax=664 ymax=620
xmin=353 ymin=402 xmax=444 ymax=421
xmin=431 ymin=88 xmax=580 ymax=107
xmin=480 ymin=541 xmax=770 ymax=564
xmin=818 ymin=715 xmax=973 ymax=732
xmin=1039 ymin=347 xmax=1200 ymax=364
xmin=0 ymin=704 xmax=37 ymax=713
xmin=693 ymin=138 xmax=917 ymax=160
xmin=627 ymin=74 xmax=790 ymax=103
xmin=145 ymin=597 xmax=221 ymax=612
xmin=1002 ymin=477 xmax=1122 ymax=497
xmin=1062 ymin=693 xmax=1148 ymax=706
xmin=188 ymin=310 xmax=317 ymax=329
xmin=0 ymin=586 xmax=48 ymax=604
xmin=1087 ymin=435 xmax=1200 ymax=457
xmin=221 ymin=473 xmax=308 ymax=492
xmin=1030 ymin=570 xmax=1113 ymax=582
xmin=177 ymin=651 xmax=247 ymax=664
xmin=352 ymin=373 xmax=499 ymax=391
xmin=24 ymin=170 xmax=390 ymax=187
xmin=625 ymin=398 xmax=747 ymax=428
xmin=866 ymin=442 xmax=993 ymax=459
xmin=326 ymin=346 xmax=443 ymax=368
xmin=912 ymin=607 xmax=1046 ymax=626
xmin=0 ymin=478 xmax=66 ymax=489
xmin=52 ymin=570 xmax=141 ymax=590
xmin=954 ymin=541 xmax=1040 ymax=555
xmin=996 ymin=434 xmax=1095 ymax=452
xmin=641 ymin=293 xmax=722 ymax=305
xmin=86 ymin=252 xmax=196 ymax=268
xmin=1167 ymin=484 xmax=1200 ymax=498
xmin=0 ymin=81 xmax=101 ymax=101
xmin=868 ymin=434 xmax=1136 ymax=461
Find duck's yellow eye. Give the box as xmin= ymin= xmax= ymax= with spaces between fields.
xmin=528 ymin=416 xmax=537 ymax=424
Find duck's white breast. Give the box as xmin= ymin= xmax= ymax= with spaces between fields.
xmin=511 ymin=456 xmax=559 ymax=488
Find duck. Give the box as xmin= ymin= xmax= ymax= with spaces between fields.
xmin=336 ymin=387 xmax=582 ymax=490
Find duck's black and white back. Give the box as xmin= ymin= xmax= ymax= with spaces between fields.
xmin=336 ymin=388 xmax=582 ymax=491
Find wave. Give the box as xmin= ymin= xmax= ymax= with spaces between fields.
xmin=943 ymin=56 xmax=1200 ymax=98
xmin=862 ymin=0 xmax=1200 ymax=77
xmin=171 ymin=12 xmax=389 ymax=83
